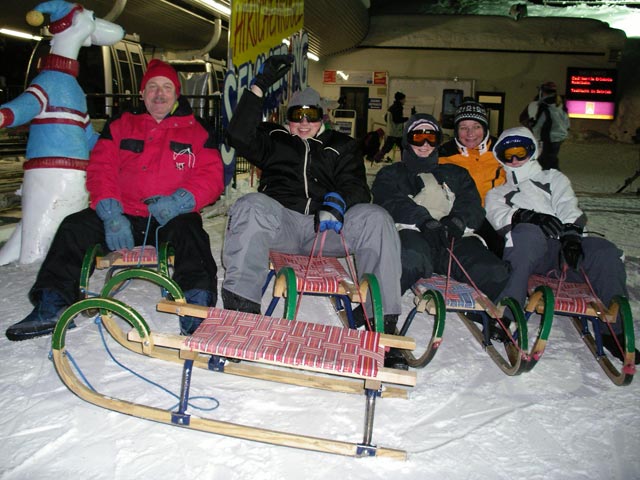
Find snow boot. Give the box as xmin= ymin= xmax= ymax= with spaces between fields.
xmin=6 ymin=289 xmax=69 ymax=341
xmin=601 ymin=333 xmax=640 ymax=364
xmin=221 ymin=288 xmax=260 ymax=314
xmin=180 ymin=289 xmax=215 ymax=335
xmin=383 ymin=314 xmax=409 ymax=370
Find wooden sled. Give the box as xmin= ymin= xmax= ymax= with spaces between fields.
xmin=527 ymin=274 xmax=636 ymax=386
xmin=50 ymin=291 xmax=417 ymax=459
xmin=263 ymin=251 xmax=384 ymax=332
xmin=80 ymin=243 xmax=174 ymax=299
xmin=397 ymin=275 xmax=553 ymax=376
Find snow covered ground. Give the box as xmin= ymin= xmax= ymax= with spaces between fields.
xmin=0 ymin=134 xmax=638 ymax=479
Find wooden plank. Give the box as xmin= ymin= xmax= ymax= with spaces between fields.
xmin=51 ymin=350 xmax=407 ymax=460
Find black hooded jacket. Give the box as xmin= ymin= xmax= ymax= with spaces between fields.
xmin=371 ymin=113 xmax=485 ymax=231
xmin=225 ymin=90 xmax=370 ymax=214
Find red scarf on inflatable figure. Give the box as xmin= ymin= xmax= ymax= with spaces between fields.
xmin=0 ymin=1 xmax=124 ymax=265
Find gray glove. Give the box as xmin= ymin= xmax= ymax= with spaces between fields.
xmin=147 ymin=188 xmax=196 ymax=226
xmin=95 ymin=198 xmax=134 ymax=251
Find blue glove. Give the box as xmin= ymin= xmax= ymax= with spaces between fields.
xmin=95 ymin=198 xmax=134 ymax=251
xmin=314 ymin=192 xmax=346 ymax=233
xmin=147 ymin=188 xmax=196 ymax=226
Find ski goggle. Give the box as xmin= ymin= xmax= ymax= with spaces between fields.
xmin=407 ymin=129 xmax=441 ymax=147
xmin=494 ymin=136 xmax=536 ymax=163
xmin=286 ymin=105 xmax=323 ymax=123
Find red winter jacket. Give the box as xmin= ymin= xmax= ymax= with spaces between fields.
xmin=86 ymin=96 xmax=223 ymax=217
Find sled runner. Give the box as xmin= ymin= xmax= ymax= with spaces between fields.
xmin=397 ymin=274 xmax=553 ymax=376
xmin=263 ymin=244 xmax=384 ymax=332
xmin=526 ymin=273 xmax=636 ymax=386
xmin=51 ymin=272 xmax=417 ymax=459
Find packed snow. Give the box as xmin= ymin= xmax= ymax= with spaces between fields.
xmin=0 ymin=133 xmax=638 ymax=479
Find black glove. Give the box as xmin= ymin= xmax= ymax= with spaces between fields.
xmin=420 ymin=219 xmax=448 ymax=252
xmin=253 ymin=54 xmax=294 ymax=93
xmin=559 ymin=223 xmax=584 ymax=270
xmin=440 ymin=215 xmax=465 ymax=241
xmin=512 ymin=208 xmax=563 ymax=239
xmin=314 ymin=192 xmax=346 ymax=233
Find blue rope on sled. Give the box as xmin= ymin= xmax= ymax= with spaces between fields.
xmin=53 ymin=315 xmax=220 ymax=413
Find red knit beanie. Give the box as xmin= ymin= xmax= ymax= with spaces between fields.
xmin=140 ymin=59 xmax=181 ymax=95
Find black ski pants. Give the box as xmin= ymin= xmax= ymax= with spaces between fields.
xmin=29 ymin=208 xmax=218 ymax=307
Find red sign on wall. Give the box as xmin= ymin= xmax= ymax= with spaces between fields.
xmin=323 ymin=70 xmax=337 ymax=83
xmin=373 ymin=71 xmax=387 ymax=85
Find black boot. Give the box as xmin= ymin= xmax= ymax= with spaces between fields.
xmin=180 ymin=289 xmax=215 ymax=335
xmin=6 ymin=289 xmax=69 ymax=341
xmin=221 ymin=288 xmax=261 ymax=314
xmin=601 ymin=333 xmax=640 ymax=364
xmin=383 ymin=314 xmax=409 ymax=370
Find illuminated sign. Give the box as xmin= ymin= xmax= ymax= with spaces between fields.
xmin=565 ymin=67 xmax=617 ymax=120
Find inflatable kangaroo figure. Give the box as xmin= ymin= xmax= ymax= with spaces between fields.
xmin=0 ymin=1 xmax=124 ymax=265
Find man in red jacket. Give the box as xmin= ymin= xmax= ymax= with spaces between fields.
xmin=6 ymin=60 xmax=225 ymax=341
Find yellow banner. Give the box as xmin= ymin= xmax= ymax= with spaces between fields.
xmin=231 ymin=0 xmax=304 ymax=66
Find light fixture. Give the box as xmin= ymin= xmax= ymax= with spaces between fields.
xmin=0 ymin=28 xmax=42 ymax=41
xmin=192 ymin=0 xmax=231 ymax=17
xmin=308 ymin=52 xmax=319 ymax=62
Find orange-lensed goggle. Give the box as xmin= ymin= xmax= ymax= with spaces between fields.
xmin=286 ymin=105 xmax=323 ymax=123
xmin=494 ymin=136 xmax=536 ymax=163
xmin=407 ymin=129 xmax=441 ymax=147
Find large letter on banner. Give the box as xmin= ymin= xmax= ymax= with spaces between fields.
xmin=231 ymin=0 xmax=304 ymax=66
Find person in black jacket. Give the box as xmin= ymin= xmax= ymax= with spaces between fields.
xmin=371 ymin=113 xmax=510 ymax=301
xmin=223 ymin=55 xmax=404 ymax=363
xmin=372 ymin=91 xmax=408 ymax=163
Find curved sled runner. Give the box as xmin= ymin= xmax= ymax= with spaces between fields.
xmin=51 ymin=289 xmax=417 ymax=459
xmin=398 ymin=275 xmax=553 ymax=375
xmin=263 ymin=251 xmax=384 ymax=332
xmin=527 ymin=274 xmax=636 ymax=386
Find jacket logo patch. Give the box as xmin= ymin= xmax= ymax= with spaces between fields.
xmin=170 ymin=141 xmax=195 ymax=169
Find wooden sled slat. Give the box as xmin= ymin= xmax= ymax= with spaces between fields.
xmin=51 ymin=350 xmax=406 ymax=459
xmin=155 ymin=301 xmax=416 ymax=387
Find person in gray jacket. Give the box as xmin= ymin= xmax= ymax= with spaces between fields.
xmin=520 ymin=81 xmax=570 ymax=170
xmin=223 ymin=55 xmax=404 ymax=366
xmin=486 ymin=126 xmax=636 ymax=363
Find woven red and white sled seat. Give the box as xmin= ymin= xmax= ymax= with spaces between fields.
xmin=96 ymin=245 xmax=164 ymax=268
xmin=269 ymin=251 xmax=351 ymax=294
xmin=184 ymin=307 xmax=384 ymax=377
xmin=528 ymin=274 xmax=598 ymax=315
xmin=412 ymin=275 xmax=489 ymax=310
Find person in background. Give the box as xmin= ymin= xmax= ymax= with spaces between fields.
xmin=372 ymin=113 xmax=511 ymax=307
xmin=360 ymin=128 xmax=385 ymax=163
xmin=223 ymin=55 xmax=405 ymax=368
xmin=519 ymin=81 xmax=570 ymax=170
xmin=485 ymin=126 xmax=637 ymax=362
xmin=5 ymin=59 xmax=224 ymax=341
xmin=439 ymin=99 xmax=506 ymax=256
xmin=372 ymin=91 xmax=408 ymax=163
